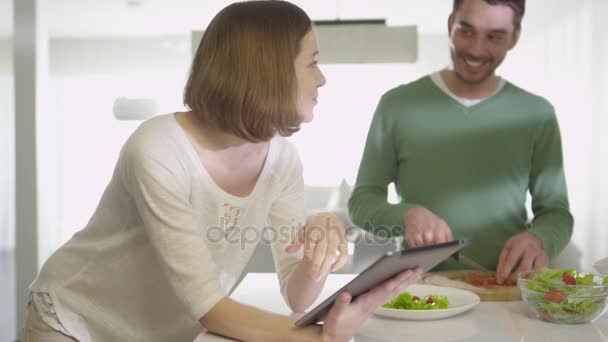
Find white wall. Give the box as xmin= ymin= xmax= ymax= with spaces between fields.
xmin=0 ymin=39 xmax=11 ymax=71
xmin=0 ymin=39 xmax=15 ymax=251
xmin=590 ymin=0 xmax=608 ymax=270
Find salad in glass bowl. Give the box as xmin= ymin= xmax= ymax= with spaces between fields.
xmin=518 ymin=268 xmax=608 ymax=324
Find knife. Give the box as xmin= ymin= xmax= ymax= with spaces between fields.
xmin=447 ymin=252 xmax=489 ymax=272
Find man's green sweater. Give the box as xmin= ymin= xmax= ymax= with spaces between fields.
xmin=348 ymin=76 xmax=573 ymax=270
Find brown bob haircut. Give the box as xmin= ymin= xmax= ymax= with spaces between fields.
xmin=453 ymin=0 xmax=526 ymax=29
xmin=183 ymin=1 xmax=313 ymax=142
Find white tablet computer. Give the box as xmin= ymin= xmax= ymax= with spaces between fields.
xmin=294 ymin=239 xmax=467 ymax=327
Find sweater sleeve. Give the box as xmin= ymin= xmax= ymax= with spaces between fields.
xmin=267 ymin=147 xmax=305 ymax=305
xmin=123 ymin=141 xmax=225 ymax=323
xmin=527 ymin=107 xmax=574 ymax=258
xmin=348 ymin=97 xmax=418 ymax=237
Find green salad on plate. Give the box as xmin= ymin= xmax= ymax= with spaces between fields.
xmin=383 ymin=292 xmax=449 ymax=310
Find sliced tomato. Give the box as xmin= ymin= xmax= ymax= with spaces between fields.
xmin=469 ymin=278 xmax=486 ymax=286
xmin=543 ymin=289 xmax=566 ymax=303
xmin=465 ymin=276 xmax=511 ymax=287
xmin=562 ymin=272 xmax=577 ymax=286
xmin=485 ymin=278 xmax=498 ymax=285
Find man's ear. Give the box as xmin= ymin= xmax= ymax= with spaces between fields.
xmin=509 ymin=27 xmax=521 ymax=50
xmin=448 ymin=14 xmax=455 ymax=36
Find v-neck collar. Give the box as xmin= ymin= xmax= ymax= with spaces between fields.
xmin=426 ymin=75 xmax=510 ymax=114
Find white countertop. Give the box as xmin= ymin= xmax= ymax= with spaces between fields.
xmin=195 ymin=273 xmax=608 ymax=342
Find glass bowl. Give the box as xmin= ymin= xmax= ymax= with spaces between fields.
xmin=518 ymin=270 xmax=608 ymax=324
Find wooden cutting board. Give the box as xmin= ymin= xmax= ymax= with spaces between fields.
xmin=421 ymin=270 xmax=521 ymax=301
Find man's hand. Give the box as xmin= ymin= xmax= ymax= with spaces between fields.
xmin=403 ymin=206 xmax=453 ymax=248
xmin=286 ymin=213 xmax=348 ymax=281
xmin=496 ymin=231 xmax=549 ymax=284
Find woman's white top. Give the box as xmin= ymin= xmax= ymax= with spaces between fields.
xmin=29 ymin=113 xmax=305 ymax=342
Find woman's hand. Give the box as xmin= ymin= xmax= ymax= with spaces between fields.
xmin=321 ymin=268 xmax=423 ymax=342
xmin=286 ymin=213 xmax=349 ymax=281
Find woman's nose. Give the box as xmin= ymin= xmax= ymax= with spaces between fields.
xmin=317 ymin=69 xmax=326 ymax=87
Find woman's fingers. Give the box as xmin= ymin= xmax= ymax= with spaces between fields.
xmin=394 ymin=268 xmax=423 ymax=294
xmin=298 ymin=213 xmax=349 ymax=279
xmin=331 ymin=241 xmax=349 ymax=272
xmin=303 ymin=228 xmax=321 ymax=260
xmin=334 ymin=292 xmax=351 ymax=312
xmin=309 ymin=236 xmax=328 ymax=280
xmin=317 ymin=237 xmax=339 ymax=278
xmin=285 ymin=228 xmax=306 ymax=254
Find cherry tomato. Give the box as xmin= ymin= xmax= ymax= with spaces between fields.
xmin=543 ymin=289 xmax=565 ymax=303
xmin=562 ymin=272 xmax=577 ymax=286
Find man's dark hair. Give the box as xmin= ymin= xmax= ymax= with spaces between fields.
xmin=453 ymin=0 xmax=525 ymax=29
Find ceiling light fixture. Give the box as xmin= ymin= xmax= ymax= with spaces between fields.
xmin=126 ymin=0 xmax=143 ymax=8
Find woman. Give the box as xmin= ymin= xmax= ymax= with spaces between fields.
xmin=23 ymin=1 xmax=422 ymax=341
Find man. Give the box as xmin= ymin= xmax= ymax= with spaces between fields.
xmin=348 ymin=0 xmax=573 ymax=284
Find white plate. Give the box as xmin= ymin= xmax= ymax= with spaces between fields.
xmin=375 ymin=284 xmax=480 ymax=320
